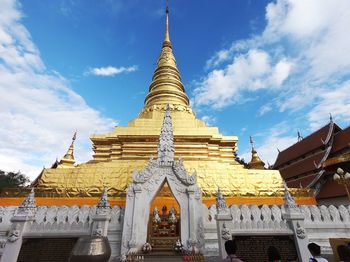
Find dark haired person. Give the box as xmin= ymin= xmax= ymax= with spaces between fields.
xmin=267 ymin=246 xmax=281 ymax=262
xmin=337 ymin=244 xmax=350 ymax=262
xmin=307 ymin=243 xmax=328 ymax=262
xmin=222 ymin=240 xmax=243 ymax=262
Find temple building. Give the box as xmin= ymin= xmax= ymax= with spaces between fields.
xmin=6 ymin=4 xmax=349 ymax=262
xmin=1 ymin=4 xmax=314 ymax=208
xmin=274 ymin=117 xmax=350 ymax=205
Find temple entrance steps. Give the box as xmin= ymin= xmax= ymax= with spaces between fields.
xmin=144 ymin=252 xmax=183 ymax=262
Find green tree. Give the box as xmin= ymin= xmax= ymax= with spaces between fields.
xmin=234 ymin=152 xmax=248 ymax=168
xmin=0 ymin=170 xmax=29 ymax=191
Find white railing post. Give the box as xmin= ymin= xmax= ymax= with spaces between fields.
xmin=1 ymin=189 xmax=36 ymax=262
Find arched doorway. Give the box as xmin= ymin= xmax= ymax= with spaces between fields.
xmin=148 ymin=180 xmax=180 ymax=251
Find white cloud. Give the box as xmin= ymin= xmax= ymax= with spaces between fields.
xmin=200 ymin=115 xmax=216 ymax=126
xmin=308 ymin=81 xmax=350 ymax=130
xmin=205 ymin=49 xmax=231 ymax=69
xmin=194 ymin=0 xmax=350 ymax=131
xmin=258 ymin=104 xmax=273 ymax=116
xmin=194 ymin=49 xmax=292 ymax=108
xmin=269 ymin=59 xmax=293 ymax=86
xmin=0 ymin=0 xmax=116 ymax=180
xmin=264 ymin=0 xmax=350 ymax=80
xmin=87 ymin=65 xmax=138 ymax=76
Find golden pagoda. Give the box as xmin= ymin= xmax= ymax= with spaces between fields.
xmin=247 ymin=136 xmax=265 ymax=170
xmin=1 ymin=4 xmax=315 ymax=207
xmin=57 ymin=132 xmax=76 ymax=168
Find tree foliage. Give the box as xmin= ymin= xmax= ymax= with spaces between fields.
xmin=234 ymin=152 xmax=248 ymax=168
xmin=0 ymin=170 xmax=29 ymax=191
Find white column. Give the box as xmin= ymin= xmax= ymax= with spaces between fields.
xmin=91 ymin=211 xmax=111 ymax=237
xmin=1 ymin=189 xmax=36 ymax=262
xmin=283 ymin=210 xmax=311 ymax=262
xmin=92 ymin=188 xmax=112 ymax=237
xmin=120 ymin=186 xmax=136 ymax=257
xmin=215 ymin=213 xmax=233 ymax=259
xmin=129 ymin=184 xmax=142 ymax=250
xmin=1 ymin=215 xmax=34 ymax=262
xmin=215 ymin=188 xmax=232 ymax=259
xmin=187 ymin=186 xmax=197 ymax=249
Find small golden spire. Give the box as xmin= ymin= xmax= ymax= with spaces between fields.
xmin=58 ymin=132 xmax=76 ymax=168
xmin=248 ymin=136 xmax=265 ymax=170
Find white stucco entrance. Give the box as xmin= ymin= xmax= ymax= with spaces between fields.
xmin=120 ymin=105 xmax=204 ymax=256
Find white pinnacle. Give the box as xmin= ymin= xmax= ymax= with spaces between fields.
xmin=157 ymin=104 xmax=174 ymax=166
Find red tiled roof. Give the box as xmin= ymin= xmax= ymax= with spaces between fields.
xmin=274 ymin=123 xmax=341 ymax=168
xmin=331 ymin=126 xmax=350 ymax=154
xmin=287 ymin=175 xmax=315 ymax=188
xmin=279 ymin=150 xmax=326 ymax=179
xmin=289 ymin=175 xmax=347 ymax=199
xmin=317 ymin=178 xmax=347 ymax=199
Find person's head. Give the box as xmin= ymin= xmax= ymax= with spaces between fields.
xmin=308 ymin=243 xmax=321 ymax=257
xmin=267 ymin=246 xmax=281 ymax=261
xmin=337 ymin=244 xmax=350 ymax=261
xmin=225 ymin=240 xmax=237 ymax=255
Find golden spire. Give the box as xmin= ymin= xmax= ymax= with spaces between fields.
xmin=58 ymin=132 xmax=76 ymax=168
xmin=248 ymin=136 xmax=265 ymax=170
xmin=164 ymin=0 xmax=170 ymax=43
xmin=144 ymin=0 xmax=189 ymax=108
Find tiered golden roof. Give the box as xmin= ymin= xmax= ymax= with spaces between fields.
xmin=33 ymin=5 xmax=313 ymax=203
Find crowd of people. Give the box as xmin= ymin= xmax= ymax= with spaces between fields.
xmin=221 ymin=240 xmax=350 ymax=262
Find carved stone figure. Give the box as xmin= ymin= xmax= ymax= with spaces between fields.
xmin=8 ymin=225 xmax=20 ymax=243
xmin=296 ymin=222 xmax=306 ymax=239
xmin=0 ymin=238 xmax=7 ymax=248
xmin=93 ymin=225 xmax=103 ymax=236
xmin=216 ymin=188 xmax=229 ymax=214
xmin=221 ymin=223 xmax=231 ymax=241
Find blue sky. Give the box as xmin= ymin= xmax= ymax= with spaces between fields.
xmin=1 ymin=0 xmax=350 ymax=180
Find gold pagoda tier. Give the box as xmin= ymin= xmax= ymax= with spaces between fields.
xmin=29 ymin=6 xmax=315 ymax=206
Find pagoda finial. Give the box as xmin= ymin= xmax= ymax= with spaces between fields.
xmin=297 ymin=131 xmax=303 ymax=142
xmin=164 ymin=0 xmax=170 ymax=44
xmin=58 ymin=132 xmax=77 ymax=168
xmin=329 ymin=113 xmax=333 ymax=122
xmin=157 ymin=104 xmax=174 ymax=166
xmin=96 ymin=188 xmax=111 ymax=215
xmin=249 ymin=135 xmax=254 ymax=148
xmin=248 ymin=136 xmax=265 ymax=170
xmin=143 ymin=0 xmax=190 ymax=108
